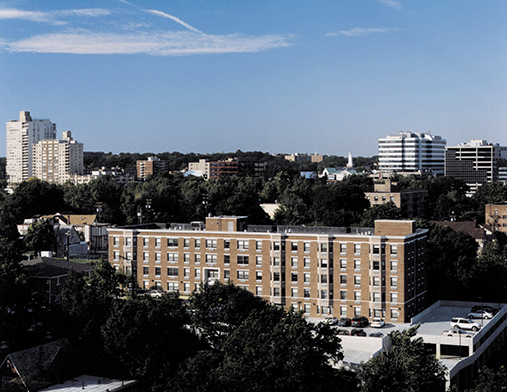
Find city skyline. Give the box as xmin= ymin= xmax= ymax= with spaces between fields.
xmin=1 ymin=1 xmax=506 ymax=157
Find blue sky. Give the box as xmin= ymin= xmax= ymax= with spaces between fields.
xmin=1 ymin=0 xmax=506 ymax=157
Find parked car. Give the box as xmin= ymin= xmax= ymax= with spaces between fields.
xmin=442 ymin=328 xmax=474 ymax=338
xmin=350 ymin=328 xmax=367 ymax=337
xmin=467 ymin=309 xmax=494 ymax=319
xmin=371 ymin=317 xmax=385 ymax=328
xmin=325 ymin=317 xmax=339 ymax=325
xmin=148 ymin=290 xmax=164 ymax=298
xmin=450 ymin=317 xmax=481 ymax=331
xmin=338 ymin=317 xmax=351 ymax=327
xmin=336 ymin=329 xmax=350 ymax=336
xmin=351 ymin=316 xmax=369 ymax=327
xmin=471 ymin=305 xmax=498 ymax=315
xmin=369 ymin=331 xmax=383 ymax=338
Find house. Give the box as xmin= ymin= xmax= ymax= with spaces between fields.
xmin=320 ymin=167 xmax=358 ymax=182
xmin=433 ymin=221 xmax=490 ymax=251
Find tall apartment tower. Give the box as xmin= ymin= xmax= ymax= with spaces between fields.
xmin=6 ymin=111 xmax=56 ymax=183
xmin=32 ymin=131 xmax=84 ymax=184
xmin=445 ymin=140 xmax=507 ymax=194
xmin=378 ymin=131 xmax=446 ymax=175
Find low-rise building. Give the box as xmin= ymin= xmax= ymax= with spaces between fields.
xmin=108 ymin=216 xmax=428 ymax=323
xmin=136 ymin=156 xmax=169 ymax=180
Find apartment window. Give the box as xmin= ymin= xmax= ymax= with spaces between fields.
xmin=273 ymin=272 xmax=280 ymax=282
xmin=273 ymin=242 xmax=280 ymax=251
xmin=291 ymin=288 xmax=298 ymax=298
xmin=183 ymin=253 xmax=190 ymax=263
xmin=125 ymin=237 xmax=132 ymax=247
xmin=391 ymin=276 xmax=398 ymax=288
xmin=391 ymin=293 xmax=398 ymax=303
xmin=224 ymin=239 xmax=230 ymax=250
xmin=340 ymin=259 xmax=347 ymax=269
xmin=237 ymin=255 xmax=249 ymax=265
xmin=373 ymin=292 xmax=380 ymax=303
xmin=195 ymin=254 xmax=201 ymax=264
xmin=320 ymin=259 xmax=328 ymax=268
xmin=195 ymin=239 xmax=201 ymax=249
xmin=113 ymin=237 xmax=119 ymax=247
xmin=273 ymin=287 xmax=281 ymax=297
xmin=320 ymin=243 xmax=328 ymax=253
xmin=155 ymin=238 xmax=161 ymax=248
xmin=340 ymin=275 xmax=347 ymax=285
xmin=143 ymin=266 xmax=149 ymax=276
xmin=304 ymin=304 xmax=311 ymax=314
xmin=340 ymin=290 xmax=347 ymax=300
xmin=354 ymin=291 xmax=361 ymax=301
xmin=237 ymin=240 xmax=249 ymax=250
xmin=391 ymin=260 xmax=398 ymax=272
xmin=143 ymin=252 xmax=149 ymax=262
xmin=373 ymin=260 xmax=380 ymax=270
xmin=291 ymin=242 xmax=298 ymax=252
xmin=391 ymin=309 xmax=399 ymax=319
xmin=304 ymin=273 xmax=311 ymax=283
xmin=155 ymin=267 xmax=161 ymax=277
xmin=354 ymin=260 xmax=361 ymax=270
xmin=354 ymin=307 xmax=361 ymax=316
xmin=304 ymin=288 xmax=310 ymax=298
xmin=155 ymin=252 xmax=161 ymax=263
xmin=195 ymin=269 xmax=201 ymax=280
xmin=167 ymin=267 xmax=178 ymax=277
xmin=237 ymin=270 xmax=249 ymax=280
xmin=373 ymin=245 xmax=380 ymax=255
xmin=321 ymin=274 xmax=328 ymax=284
xmin=304 ymin=258 xmax=311 ymax=269
xmin=167 ymin=253 xmax=178 ymax=262
xmin=291 ymin=273 xmax=298 ymax=283
xmin=167 ymin=238 xmax=178 ymax=247
xmin=184 ymin=238 xmax=190 ymax=248
xmin=184 ymin=268 xmax=190 ymax=278
xmin=256 ymin=241 xmax=262 ymax=250
xmin=224 ymin=269 xmax=230 ymax=280
xmin=206 ymin=239 xmax=217 ymax=249
xmin=114 ymin=251 xmax=119 ymax=261
xmin=354 ymin=275 xmax=361 ymax=286
xmin=256 ymin=286 xmax=262 ymax=296
xmin=273 ymin=257 xmax=280 ymax=267
xmin=340 ymin=243 xmax=347 ymax=254
xmin=143 ymin=238 xmax=149 ymax=247
xmin=321 ymin=290 xmax=328 ymax=299
xmin=354 ymin=244 xmax=361 ymax=255
xmin=256 ymin=256 xmax=262 ymax=266
xmin=183 ymin=283 xmax=190 ymax=293
xmin=390 ymin=244 xmax=397 ymax=256
xmin=256 ymin=271 xmax=262 ymax=281
xmin=167 ymin=282 xmax=178 ymax=292
xmin=206 ymin=254 xmax=217 ymax=263
xmin=373 ymin=276 xmax=380 ymax=287
xmin=291 ymin=257 xmax=298 ymax=268
xmin=304 ymin=242 xmax=311 ymax=252
xmin=340 ymin=305 xmax=347 ymax=316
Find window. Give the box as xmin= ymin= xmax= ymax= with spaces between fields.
xmin=340 ymin=305 xmax=347 ymax=316
xmin=183 ymin=283 xmax=190 ymax=293
xmin=195 ymin=269 xmax=201 ymax=279
xmin=237 ymin=240 xmax=249 ymax=250
xmin=155 ymin=238 xmax=161 ymax=248
xmin=373 ymin=292 xmax=380 ymax=303
xmin=273 ymin=257 xmax=280 ymax=267
xmin=354 ymin=244 xmax=361 ymax=255
xmin=206 ymin=239 xmax=217 ymax=249
xmin=304 ymin=304 xmax=311 ymax=313
xmin=304 ymin=273 xmax=311 ymax=283
xmin=354 ymin=275 xmax=361 ymax=286
xmin=195 ymin=239 xmax=201 ymax=248
xmin=114 ymin=251 xmax=119 ymax=261
xmin=291 ymin=273 xmax=298 ymax=283
xmin=373 ymin=276 xmax=380 ymax=287
xmin=237 ymin=255 xmax=249 ymax=265
xmin=391 ymin=277 xmax=398 ymax=288
xmin=206 ymin=254 xmax=217 ymax=263
xmin=391 ymin=309 xmax=399 ymax=319
xmin=354 ymin=291 xmax=361 ymax=301
xmin=237 ymin=270 xmax=249 ymax=280
xmin=167 ymin=253 xmax=178 ymax=262
xmin=340 ymin=290 xmax=347 ymax=300
xmin=304 ymin=242 xmax=311 ymax=252
xmin=143 ymin=252 xmax=149 ymax=262
xmin=167 ymin=282 xmax=178 ymax=291
xmin=256 ymin=241 xmax=262 ymax=250
xmin=256 ymin=256 xmax=262 ymax=266
xmin=304 ymin=258 xmax=311 ymax=269
xmin=291 ymin=288 xmax=298 ymax=298
xmin=224 ymin=255 xmax=230 ymax=264
xmin=224 ymin=239 xmax=230 ymax=249
xmin=184 ymin=253 xmax=190 ymax=263
xmin=256 ymin=286 xmax=262 ymax=296
xmin=273 ymin=272 xmax=280 ymax=282
xmin=273 ymin=287 xmax=281 ymax=297
xmin=114 ymin=237 xmax=119 ymax=247
xmin=155 ymin=252 xmax=161 ymax=263
xmin=321 ymin=259 xmax=328 ymax=268
xmin=354 ymin=307 xmax=361 ymax=316
xmin=304 ymin=288 xmax=310 ymax=298
xmin=273 ymin=242 xmax=280 ymax=251
xmin=320 ymin=243 xmax=328 ymax=253
xmin=184 ymin=268 xmax=190 ymax=278
xmin=321 ymin=290 xmax=328 ymax=299
xmin=391 ymin=260 xmax=398 ymax=272
xmin=373 ymin=260 xmax=380 ymax=270
xmin=340 ymin=259 xmax=347 ymax=269
xmin=125 ymin=237 xmax=132 ymax=247
xmin=340 ymin=243 xmax=347 ymax=254
xmin=143 ymin=266 xmax=149 ymax=276
xmin=354 ymin=260 xmax=361 ymax=270
xmin=155 ymin=267 xmax=161 ymax=277
xmin=195 ymin=254 xmax=201 ymax=264
xmin=373 ymin=245 xmax=380 ymax=254
xmin=125 ymin=252 xmax=132 ymax=261
xmin=167 ymin=238 xmax=178 ymax=247
xmin=291 ymin=242 xmax=298 ymax=252
xmin=184 ymin=238 xmax=190 ymax=248
xmin=256 ymin=271 xmax=262 ymax=281
xmin=291 ymin=257 xmax=298 ymax=268
xmin=321 ymin=274 xmax=328 ymax=284
xmin=391 ymin=293 xmax=398 ymax=303
xmin=340 ymin=275 xmax=347 ymax=285
xmin=224 ymin=269 xmax=230 ymax=280
xmin=143 ymin=238 xmax=150 ymax=247
xmin=390 ymin=244 xmax=397 ymax=255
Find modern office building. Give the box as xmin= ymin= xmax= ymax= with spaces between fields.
xmin=378 ymin=131 xmax=446 ymax=175
xmin=32 ymin=131 xmax=84 ymax=184
xmin=445 ymin=140 xmax=507 ymax=194
xmin=6 ymin=111 xmax=56 ymax=183
xmin=108 ymin=216 xmax=429 ymax=323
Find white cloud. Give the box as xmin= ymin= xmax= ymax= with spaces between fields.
xmin=0 ymin=7 xmax=111 ymax=25
xmin=328 ymin=27 xmax=397 ymax=37
xmin=56 ymin=9 xmax=111 ymax=17
xmin=144 ymin=9 xmax=203 ymax=34
xmin=2 ymin=30 xmax=293 ymax=56
xmin=376 ymin=0 xmax=402 ymax=10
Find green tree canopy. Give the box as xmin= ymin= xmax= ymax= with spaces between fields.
xmin=24 ymin=219 xmax=56 ymax=255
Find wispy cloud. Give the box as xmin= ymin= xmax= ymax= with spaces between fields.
xmin=327 ymin=27 xmax=398 ymax=37
xmin=144 ymin=9 xmax=203 ymax=34
xmin=1 ymin=30 xmax=293 ymax=56
xmin=56 ymin=9 xmax=111 ymax=18
xmin=0 ymin=7 xmax=111 ymax=25
xmin=376 ymin=0 xmax=402 ymax=10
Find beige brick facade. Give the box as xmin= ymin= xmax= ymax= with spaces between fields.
xmin=108 ymin=217 xmax=428 ymax=323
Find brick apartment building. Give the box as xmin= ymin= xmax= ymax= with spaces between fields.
xmin=107 ymin=217 xmax=428 ymax=323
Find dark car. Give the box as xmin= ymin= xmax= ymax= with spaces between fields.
xmin=351 ymin=316 xmax=369 ymax=327
xmin=336 ymin=329 xmax=350 ymax=336
xmin=350 ymin=328 xmax=367 ymax=337
xmin=369 ymin=331 xmax=383 ymax=338
xmin=338 ymin=317 xmax=351 ymax=327
xmin=325 ymin=317 xmax=339 ymax=325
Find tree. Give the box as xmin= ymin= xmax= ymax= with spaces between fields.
xmin=360 ymin=201 xmax=401 ymax=227
xmin=24 ymin=220 xmax=56 ymax=256
xmin=473 ymin=366 xmax=507 ymax=392
xmin=358 ymin=325 xmax=446 ymax=392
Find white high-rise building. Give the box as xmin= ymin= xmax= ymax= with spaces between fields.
xmin=378 ymin=131 xmax=446 ymax=175
xmin=6 ymin=111 xmax=56 ymax=183
xmin=32 ymin=131 xmax=84 ymax=184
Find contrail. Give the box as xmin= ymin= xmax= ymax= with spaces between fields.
xmin=145 ymin=9 xmax=204 ymax=34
